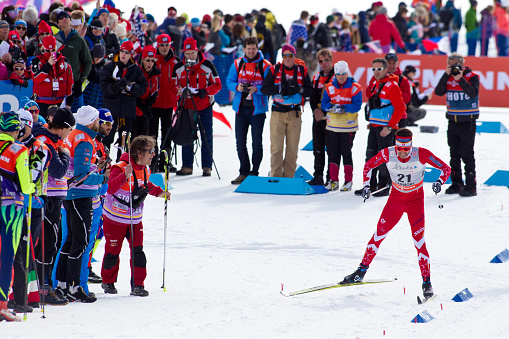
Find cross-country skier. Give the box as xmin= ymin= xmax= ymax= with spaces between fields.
xmin=341 ymin=128 xmax=451 ymax=299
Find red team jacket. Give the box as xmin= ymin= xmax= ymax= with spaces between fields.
xmin=32 ymin=52 xmax=74 ymax=104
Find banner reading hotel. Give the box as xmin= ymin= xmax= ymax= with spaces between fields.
xmin=331 ymin=52 xmax=509 ymax=108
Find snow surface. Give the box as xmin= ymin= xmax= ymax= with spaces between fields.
xmin=3 ymin=101 xmax=509 ymax=338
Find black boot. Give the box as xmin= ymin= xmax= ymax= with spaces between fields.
xmin=422 ymin=277 xmax=433 ymax=298
xmin=460 ymin=171 xmax=477 ymax=197
xmin=445 ymin=170 xmax=464 ymax=194
xmin=88 ymin=267 xmax=102 ymax=284
xmin=130 ymin=285 xmax=149 ymax=297
xmin=340 ymin=264 xmax=369 ymax=284
xmin=307 ymin=176 xmax=324 ymax=186
xmin=101 ymin=283 xmax=118 ymax=294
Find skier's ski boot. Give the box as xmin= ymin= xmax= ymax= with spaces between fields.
xmin=422 ymin=277 xmax=434 ymax=298
xmin=340 ymin=264 xmax=369 ymax=284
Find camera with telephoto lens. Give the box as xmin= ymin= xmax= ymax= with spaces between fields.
xmin=185 ymin=59 xmax=197 ymax=68
xmin=450 ymin=63 xmax=462 ymax=76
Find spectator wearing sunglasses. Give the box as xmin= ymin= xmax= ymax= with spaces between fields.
xmin=354 ymin=58 xmax=406 ymax=197
xmin=135 ymin=45 xmax=160 ymax=138
xmin=100 ymin=40 xmax=147 ymax=160
xmin=9 ymin=58 xmax=31 ymax=87
xmin=307 ymin=49 xmax=335 ymax=186
xmin=21 ymin=98 xmax=46 ymax=125
xmin=26 ymin=20 xmax=52 ymax=58
xmin=261 ymin=44 xmax=312 ymax=178
xmin=14 ymin=20 xmax=27 ymax=43
xmin=0 ymin=20 xmax=13 ymax=66
xmin=32 ymin=35 xmax=74 ymax=119
xmin=8 ymin=30 xmax=26 ymax=61
xmin=84 ymin=19 xmax=105 ymax=52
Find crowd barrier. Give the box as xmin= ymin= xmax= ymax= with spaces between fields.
xmin=331 ymin=52 xmax=509 ymax=108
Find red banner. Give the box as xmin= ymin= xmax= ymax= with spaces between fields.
xmin=331 ymin=52 xmax=509 ymax=107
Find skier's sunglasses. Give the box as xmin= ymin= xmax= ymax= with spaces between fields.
xmin=282 ymin=53 xmax=294 ymax=59
xmin=395 ymin=146 xmax=411 ymax=152
xmin=144 ymin=148 xmax=156 ymax=154
xmin=100 ymin=120 xmax=112 ymax=126
xmin=372 ymin=67 xmax=385 ymax=72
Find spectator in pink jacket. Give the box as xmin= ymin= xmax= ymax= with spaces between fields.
xmin=369 ymin=7 xmax=408 ymax=53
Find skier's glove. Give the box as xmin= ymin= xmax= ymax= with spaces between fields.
xmin=361 ymin=185 xmax=371 ymax=200
xmin=432 ymin=181 xmax=442 ymax=194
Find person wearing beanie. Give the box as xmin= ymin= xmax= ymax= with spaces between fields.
xmin=341 ymin=128 xmax=451 ymax=303
xmin=150 ymin=34 xmax=180 ymax=173
xmin=53 ymin=106 xmax=104 ymax=303
xmin=10 ymin=57 xmax=32 ymax=87
xmin=14 ymin=20 xmax=28 ymax=42
xmin=99 ymin=39 xmax=147 ymax=158
xmin=308 ymin=14 xmax=332 ymax=51
xmin=189 ymin=17 xmax=207 ymax=51
xmin=83 ymin=42 xmax=107 ymax=109
xmin=261 ymin=44 xmax=312 ymax=178
xmin=320 ymin=60 xmax=362 ymax=191
xmin=172 ymin=37 xmax=222 ymax=177
xmin=31 ymin=35 xmax=74 ymax=119
xmin=25 ymin=20 xmax=52 ymax=58
xmin=55 ymin=5 xmax=92 ymax=113
xmin=0 ymin=111 xmax=36 ymax=321
xmin=226 ymin=36 xmax=272 ymax=185
xmin=31 ymin=107 xmax=74 ymax=306
xmin=176 ymin=16 xmax=193 ymax=50
xmin=9 ymin=108 xmax=50 ymax=312
xmin=135 ymin=45 xmax=161 ymax=137
xmin=80 ymin=107 xmax=113 ymax=289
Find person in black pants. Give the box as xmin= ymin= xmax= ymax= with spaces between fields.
xmin=308 ymin=49 xmax=334 ymax=186
xmin=434 ymin=53 xmax=479 ymax=197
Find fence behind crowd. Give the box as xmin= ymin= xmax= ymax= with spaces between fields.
xmin=331 ymin=52 xmax=509 ymax=108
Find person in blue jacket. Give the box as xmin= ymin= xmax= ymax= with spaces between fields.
xmin=226 ymin=37 xmax=271 ymax=185
xmin=54 ymin=106 xmax=106 ymax=303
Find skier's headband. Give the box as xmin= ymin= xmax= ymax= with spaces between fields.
xmin=395 ymin=135 xmax=412 ymax=148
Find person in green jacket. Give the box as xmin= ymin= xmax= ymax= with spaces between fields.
xmin=55 ymin=11 xmax=92 ymax=112
xmin=0 ymin=111 xmax=36 ymax=322
xmin=465 ymin=1 xmax=479 ymax=56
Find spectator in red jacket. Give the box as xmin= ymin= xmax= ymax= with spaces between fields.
xmin=150 ymin=34 xmax=180 ymax=172
xmin=135 ymin=45 xmax=160 ymax=138
xmin=9 ymin=58 xmax=31 ymax=87
xmin=369 ymin=7 xmax=408 ymax=53
xmin=31 ymin=35 xmax=74 ymax=119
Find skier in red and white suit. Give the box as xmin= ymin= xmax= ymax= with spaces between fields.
xmin=341 ymin=128 xmax=450 ymax=299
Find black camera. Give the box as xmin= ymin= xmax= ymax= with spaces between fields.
xmin=185 ymin=59 xmax=197 ymax=68
xmin=450 ymin=63 xmax=462 ymax=76
xmin=241 ymin=83 xmax=251 ymax=94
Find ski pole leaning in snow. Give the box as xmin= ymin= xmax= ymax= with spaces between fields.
xmin=161 ymin=150 xmax=169 ymax=291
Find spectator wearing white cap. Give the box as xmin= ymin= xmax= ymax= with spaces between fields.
xmin=54 ymin=105 xmax=106 ymax=303
xmin=320 ymin=61 xmax=363 ymax=191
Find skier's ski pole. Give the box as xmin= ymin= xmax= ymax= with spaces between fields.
xmin=364 ymin=185 xmax=390 ymax=202
xmin=126 ymin=132 xmax=136 ymax=291
xmin=161 ymin=150 xmax=169 ymax=291
xmin=23 ymin=193 xmax=32 ymax=321
xmin=436 ymin=193 xmax=443 ymax=209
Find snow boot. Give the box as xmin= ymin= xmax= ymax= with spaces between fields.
xmin=422 ymin=277 xmax=433 ymax=298
xmin=231 ymin=174 xmax=247 ymax=185
xmin=88 ymin=267 xmax=102 ymax=284
xmin=67 ymin=286 xmax=97 ymax=303
xmin=41 ymin=286 xmax=69 ymax=305
xmin=13 ymin=303 xmax=33 ymax=313
xmin=340 ymin=264 xmax=369 ymax=284
xmin=307 ymin=176 xmax=324 ymax=186
xmin=0 ymin=301 xmax=21 ymax=322
xmin=325 ymin=181 xmax=339 ymax=191
xmin=130 ymin=285 xmax=149 ymax=297
xmin=101 ymin=283 xmax=118 ymax=294
xmin=340 ymin=181 xmax=352 ymax=191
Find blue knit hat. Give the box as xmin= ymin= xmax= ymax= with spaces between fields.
xmin=21 ymin=96 xmax=39 ymax=110
xmin=98 ymin=108 xmax=114 ymax=123
xmin=190 ymin=18 xmax=200 ymax=28
xmin=0 ymin=111 xmax=22 ymax=132
xmin=98 ymin=8 xmax=110 ymax=17
xmin=15 ymin=19 xmax=27 ymax=27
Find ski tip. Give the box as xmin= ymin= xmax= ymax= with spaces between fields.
xmin=417 ymin=296 xmax=423 ymax=305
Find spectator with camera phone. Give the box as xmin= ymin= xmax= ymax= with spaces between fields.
xmin=434 ymin=53 xmax=479 ymax=197
xmin=226 ymin=37 xmax=272 ymax=185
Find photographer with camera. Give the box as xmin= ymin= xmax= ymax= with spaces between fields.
xmin=354 ymin=58 xmax=406 ymax=197
xmin=226 ymin=37 xmax=272 ymax=185
xmin=261 ymin=44 xmax=312 ymax=178
xmin=172 ymin=37 xmax=222 ymax=177
xmin=434 ymin=53 xmax=479 ymax=197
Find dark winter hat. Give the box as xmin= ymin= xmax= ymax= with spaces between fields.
xmin=403 ymin=65 xmax=417 ymax=75
xmin=146 ymin=14 xmax=155 ymax=23
xmin=326 ymin=15 xmax=335 ymax=24
xmin=224 ymin=14 xmax=233 ymax=24
xmin=0 ymin=111 xmax=22 ymax=132
xmin=398 ymin=2 xmax=407 ymax=8
xmin=91 ymin=43 xmax=106 ymax=58
xmin=385 ymin=52 xmax=398 ymax=61
xmin=98 ymin=8 xmax=110 ymax=17
xmin=57 ymin=11 xmax=71 ymax=22
xmin=245 ymin=13 xmax=254 ymax=23
xmin=90 ymin=19 xmax=104 ymax=29
xmin=310 ymin=15 xmax=319 ymax=25
xmin=52 ymin=108 xmax=76 ymax=128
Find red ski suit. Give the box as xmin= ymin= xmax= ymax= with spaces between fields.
xmin=360 ymin=146 xmax=451 ymax=278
